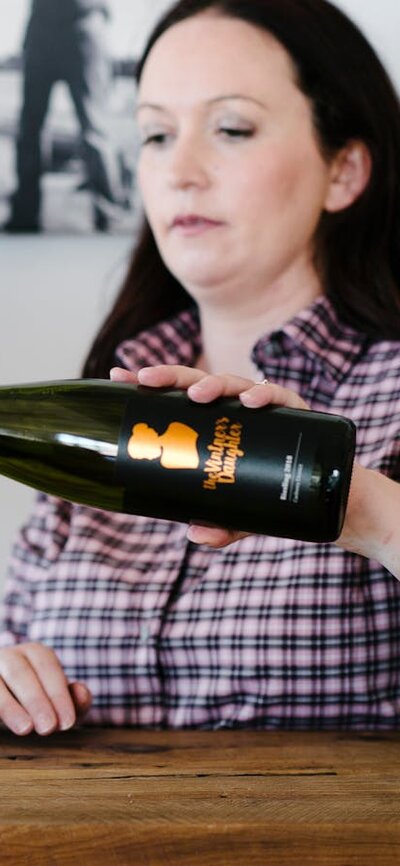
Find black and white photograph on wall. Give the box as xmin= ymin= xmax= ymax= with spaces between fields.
xmin=0 ymin=0 xmax=170 ymax=234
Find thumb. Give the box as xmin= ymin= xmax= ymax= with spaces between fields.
xmin=187 ymin=524 xmax=249 ymax=548
xmin=68 ymin=681 xmax=93 ymax=719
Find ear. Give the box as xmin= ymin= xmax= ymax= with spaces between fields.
xmin=324 ymin=140 xmax=372 ymax=213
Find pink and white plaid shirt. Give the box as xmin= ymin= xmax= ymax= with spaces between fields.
xmin=1 ymin=295 xmax=400 ymax=729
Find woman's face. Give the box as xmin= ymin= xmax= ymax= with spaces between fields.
xmin=136 ymin=13 xmax=337 ymax=300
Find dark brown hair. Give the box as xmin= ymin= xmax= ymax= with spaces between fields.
xmin=83 ymin=0 xmax=400 ymax=377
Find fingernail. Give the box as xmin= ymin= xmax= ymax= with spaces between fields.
xmin=73 ymin=683 xmax=91 ymax=706
xmin=60 ymin=713 xmax=76 ymax=731
xmin=188 ymin=380 xmax=207 ymax=392
xmin=187 ymin=526 xmax=210 ymax=544
xmin=239 ymin=391 xmax=261 ymax=406
xmin=137 ymin=368 xmax=153 ymax=382
xmin=36 ymin=714 xmax=56 ymax=735
xmin=15 ymin=719 xmax=33 ymax=735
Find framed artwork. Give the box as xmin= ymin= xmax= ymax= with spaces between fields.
xmin=0 ymin=0 xmax=170 ymax=234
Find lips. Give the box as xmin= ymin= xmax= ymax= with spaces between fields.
xmin=171 ymin=214 xmax=223 ymax=229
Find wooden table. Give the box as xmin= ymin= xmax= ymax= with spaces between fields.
xmin=0 ymin=727 xmax=399 ymax=865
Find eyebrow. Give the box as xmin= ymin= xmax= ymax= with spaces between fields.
xmin=136 ymin=94 xmax=267 ymax=113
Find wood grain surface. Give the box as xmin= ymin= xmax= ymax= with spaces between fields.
xmin=0 ymin=727 xmax=399 ymax=865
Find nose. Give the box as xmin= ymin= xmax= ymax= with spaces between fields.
xmin=167 ymin=133 xmax=210 ymax=191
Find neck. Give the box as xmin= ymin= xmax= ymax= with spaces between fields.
xmin=196 ymin=273 xmax=322 ymax=378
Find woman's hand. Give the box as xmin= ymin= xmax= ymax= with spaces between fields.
xmin=110 ymin=363 xmax=308 ymax=409
xmin=0 ymin=642 xmax=92 ymax=736
xmin=336 ymin=463 xmax=400 ymax=577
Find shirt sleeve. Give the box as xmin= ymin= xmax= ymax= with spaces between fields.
xmin=0 ymin=493 xmax=72 ymax=648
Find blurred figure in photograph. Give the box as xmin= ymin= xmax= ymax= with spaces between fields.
xmin=4 ymin=0 xmax=129 ymax=233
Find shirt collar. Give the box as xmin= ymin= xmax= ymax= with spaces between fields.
xmin=116 ymin=295 xmax=367 ymax=385
xmin=115 ymin=307 xmax=201 ymax=371
xmin=252 ymin=295 xmax=369 ymax=385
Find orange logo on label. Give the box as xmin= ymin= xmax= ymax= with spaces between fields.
xmin=203 ymin=417 xmax=244 ymax=490
xmin=127 ymin=421 xmax=200 ymax=469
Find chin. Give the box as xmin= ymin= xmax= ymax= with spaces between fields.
xmin=168 ymin=261 xmax=233 ymax=292
xmin=178 ymin=276 xmax=231 ymax=297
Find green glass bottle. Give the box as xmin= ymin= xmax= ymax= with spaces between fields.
xmin=0 ymin=378 xmax=356 ymax=542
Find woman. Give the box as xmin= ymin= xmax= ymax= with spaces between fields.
xmin=0 ymin=0 xmax=399 ymax=736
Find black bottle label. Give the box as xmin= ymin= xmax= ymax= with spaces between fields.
xmin=115 ymin=392 xmax=319 ymax=532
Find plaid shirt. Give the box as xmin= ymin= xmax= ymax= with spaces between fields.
xmin=1 ymin=295 xmax=400 ymax=730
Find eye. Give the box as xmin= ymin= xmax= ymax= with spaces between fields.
xmin=219 ymin=127 xmax=254 ymax=139
xmin=140 ymin=132 xmax=171 ymax=147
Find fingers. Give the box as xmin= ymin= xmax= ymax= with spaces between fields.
xmin=188 ymin=373 xmax=256 ymax=402
xmin=187 ymin=376 xmax=309 ymax=409
xmin=137 ymin=364 xmax=208 ymax=390
xmin=135 ymin=365 xmax=310 ymax=410
xmin=187 ymin=524 xmax=249 ymax=549
xmin=239 ymin=381 xmax=310 ymax=411
xmin=111 ymin=364 xmax=310 ymax=412
xmin=137 ymin=365 xmax=256 ymax=401
xmin=0 ymin=643 xmax=82 ymax=736
xmin=110 ymin=367 xmax=138 ymax=384
xmin=0 ymin=677 xmax=34 ymax=736
xmin=69 ymin=681 xmax=93 ymax=722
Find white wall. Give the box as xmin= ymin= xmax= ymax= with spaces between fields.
xmin=0 ymin=0 xmax=399 ymax=592
xmin=334 ymin=0 xmax=400 ymax=88
xmin=0 ymin=236 xmax=132 ymax=583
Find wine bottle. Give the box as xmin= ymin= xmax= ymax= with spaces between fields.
xmin=0 ymin=379 xmax=356 ymax=542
